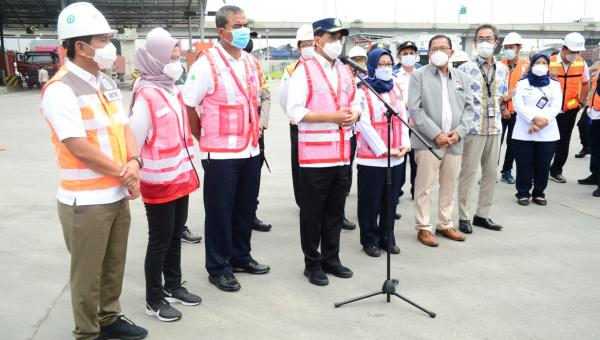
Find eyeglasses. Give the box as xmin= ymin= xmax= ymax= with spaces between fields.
xmin=475 ymin=36 xmax=496 ymax=43
xmin=429 ymin=46 xmax=451 ymax=53
xmin=377 ymin=63 xmax=394 ymax=68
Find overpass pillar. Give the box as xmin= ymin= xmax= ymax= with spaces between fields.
xmin=116 ymin=28 xmax=138 ymax=81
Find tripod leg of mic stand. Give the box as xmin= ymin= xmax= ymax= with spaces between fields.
xmin=334 ymin=291 xmax=383 ymax=308
xmin=392 ymin=293 xmax=436 ymax=318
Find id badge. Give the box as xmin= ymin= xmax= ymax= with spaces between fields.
xmin=103 ymin=89 xmax=123 ymax=102
xmin=536 ymin=96 xmax=549 ymax=109
xmin=487 ymin=100 xmax=496 ymax=118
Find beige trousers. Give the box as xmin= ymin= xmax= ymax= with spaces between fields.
xmin=458 ymin=134 xmax=501 ymax=220
xmin=58 ymin=199 xmax=131 ymax=340
xmin=414 ymin=149 xmax=462 ymax=232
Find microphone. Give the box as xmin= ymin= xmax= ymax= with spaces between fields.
xmin=339 ymin=56 xmax=368 ymax=75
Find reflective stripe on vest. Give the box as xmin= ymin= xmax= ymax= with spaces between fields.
xmin=198 ymin=47 xmax=260 ymax=153
xmin=549 ymin=55 xmax=585 ymax=111
xmin=297 ymin=57 xmax=356 ymax=166
xmin=135 ymin=86 xmax=199 ymax=204
xmin=356 ymin=84 xmax=403 ymax=159
xmin=42 ymin=66 xmax=127 ymax=193
xmin=502 ymin=58 xmax=529 ymax=113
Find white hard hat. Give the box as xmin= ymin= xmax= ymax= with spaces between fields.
xmin=57 ymin=2 xmax=116 ymax=40
xmin=449 ymin=50 xmax=469 ymax=63
xmin=349 ymin=46 xmax=367 ymax=58
xmin=295 ymin=24 xmax=314 ymax=43
xmin=563 ymin=32 xmax=586 ymax=52
xmin=503 ymin=32 xmax=523 ymax=46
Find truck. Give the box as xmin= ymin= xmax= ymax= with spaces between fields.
xmin=16 ymin=50 xmax=61 ymax=89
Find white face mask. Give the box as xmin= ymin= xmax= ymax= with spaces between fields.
xmin=564 ymin=53 xmax=578 ymax=63
xmin=401 ymin=54 xmax=417 ymax=68
xmin=301 ymin=46 xmax=315 ymax=58
xmin=430 ymin=51 xmax=449 ymax=67
xmin=322 ymin=40 xmax=343 ymax=60
xmin=477 ymin=42 xmax=495 ymax=58
xmin=375 ymin=67 xmax=393 ymax=81
xmin=86 ymin=42 xmax=117 ymax=69
xmin=531 ymin=64 xmax=548 ymax=77
xmin=163 ymin=62 xmax=183 ymax=81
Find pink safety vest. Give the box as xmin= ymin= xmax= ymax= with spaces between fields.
xmin=197 ymin=47 xmax=260 ymax=153
xmin=135 ymin=86 xmax=199 ymax=204
xmin=297 ymin=57 xmax=356 ymax=166
xmin=356 ymin=83 xmax=403 ymax=159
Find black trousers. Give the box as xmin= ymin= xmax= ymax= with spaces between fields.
xmin=254 ymin=133 xmax=266 ymax=217
xmin=290 ymin=124 xmax=300 ymax=208
xmin=357 ymin=164 xmax=402 ymax=248
xmin=299 ymin=165 xmax=349 ymax=270
xmin=577 ymin=109 xmax=590 ymax=149
xmin=550 ymin=108 xmax=579 ymax=175
xmin=590 ymin=119 xmax=600 ymax=176
xmin=398 ymin=149 xmax=417 ymax=199
xmin=500 ymin=112 xmax=517 ymax=172
xmin=144 ymin=195 xmax=189 ymax=304
xmin=346 ymin=134 xmax=357 ymax=196
xmin=202 ymin=156 xmax=260 ymax=276
xmin=514 ymin=140 xmax=555 ymax=199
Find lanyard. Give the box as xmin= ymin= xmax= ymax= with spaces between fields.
xmin=477 ymin=59 xmax=496 ymax=99
xmin=214 ymin=46 xmax=253 ymax=103
xmin=313 ymin=59 xmax=342 ymax=110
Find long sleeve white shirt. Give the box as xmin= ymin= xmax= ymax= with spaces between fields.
xmin=512 ymin=78 xmax=562 ymax=141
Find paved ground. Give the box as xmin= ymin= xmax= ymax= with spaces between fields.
xmin=1 ymin=82 xmax=599 ymax=340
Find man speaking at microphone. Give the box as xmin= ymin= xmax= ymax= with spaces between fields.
xmin=286 ymin=18 xmax=361 ymax=286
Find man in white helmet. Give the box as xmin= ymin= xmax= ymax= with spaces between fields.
xmin=548 ymin=32 xmax=591 ymax=183
xmin=41 ymin=2 xmax=147 ymax=339
xmin=349 ymin=45 xmax=367 ymax=76
xmin=498 ymin=32 xmax=529 ymax=185
xmin=279 ymin=23 xmax=315 ymax=208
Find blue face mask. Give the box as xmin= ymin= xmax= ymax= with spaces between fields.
xmin=502 ymin=49 xmax=516 ymax=60
xmin=225 ymin=27 xmax=251 ymax=49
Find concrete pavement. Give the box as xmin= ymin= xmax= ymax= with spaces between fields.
xmin=1 ymin=82 xmax=599 ymax=340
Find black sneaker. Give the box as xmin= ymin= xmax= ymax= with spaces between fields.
xmin=145 ymin=299 xmax=182 ymax=322
xmin=98 ymin=315 xmax=148 ymax=339
xmin=181 ymin=226 xmax=202 ymax=243
xmin=549 ymin=173 xmax=566 ymax=183
xmin=164 ymin=284 xmax=201 ymax=306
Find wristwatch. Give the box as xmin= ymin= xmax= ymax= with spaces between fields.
xmin=129 ymin=155 xmax=143 ymax=169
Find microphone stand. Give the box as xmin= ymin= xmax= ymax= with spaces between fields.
xmin=334 ymin=56 xmax=438 ymax=318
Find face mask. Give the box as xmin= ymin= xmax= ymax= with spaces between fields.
xmin=531 ymin=64 xmax=548 ymax=77
xmin=301 ymin=46 xmax=315 ymax=58
xmin=477 ymin=42 xmax=495 ymax=58
xmin=564 ymin=53 xmax=578 ymax=63
xmin=401 ymin=54 xmax=417 ymax=67
xmin=163 ymin=62 xmax=183 ymax=81
xmin=430 ymin=51 xmax=449 ymax=67
xmin=502 ymin=49 xmax=516 ymax=60
xmin=224 ymin=27 xmax=251 ymax=49
xmin=84 ymin=42 xmax=117 ymax=69
xmin=375 ymin=67 xmax=393 ymax=81
xmin=322 ymin=40 xmax=343 ymax=60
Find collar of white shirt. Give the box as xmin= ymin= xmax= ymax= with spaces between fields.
xmin=215 ymin=43 xmax=243 ymax=63
xmin=314 ymin=52 xmax=339 ymax=71
xmin=65 ymin=59 xmax=102 ymax=90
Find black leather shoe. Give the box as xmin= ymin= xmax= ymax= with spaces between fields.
xmin=381 ymin=244 xmax=401 ymax=254
xmin=233 ymin=260 xmax=270 ymax=274
xmin=252 ymin=217 xmax=272 ymax=232
xmin=472 ymin=215 xmax=503 ymax=231
xmin=322 ymin=264 xmax=353 ymax=278
xmin=594 ymin=187 xmax=600 ymax=197
xmin=208 ymin=274 xmax=241 ymax=292
xmin=577 ymin=174 xmax=598 ymax=185
xmin=363 ymin=246 xmax=381 ymax=257
xmin=575 ymin=147 xmax=590 ymax=158
xmin=341 ymin=217 xmax=356 ymax=230
xmin=303 ymin=268 xmax=329 ymax=286
xmin=394 ymin=212 xmax=401 ymax=220
xmin=458 ymin=219 xmax=472 ymax=234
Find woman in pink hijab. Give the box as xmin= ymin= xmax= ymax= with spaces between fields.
xmin=129 ymin=27 xmax=201 ymax=322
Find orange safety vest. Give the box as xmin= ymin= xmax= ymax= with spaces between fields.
xmin=549 ymin=55 xmax=585 ymax=112
xmin=501 ymin=57 xmax=529 ymax=113
xmin=42 ymin=66 xmax=128 ymax=193
xmin=590 ymin=75 xmax=600 ymax=111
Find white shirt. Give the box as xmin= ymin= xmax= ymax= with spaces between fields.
xmin=512 ymin=78 xmax=562 ymax=141
xmin=129 ymin=86 xmax=185 ymax=153
xmin=182 ymin=44 xmax=260 ymax=160
xmin=439 ymin=72 xmax=453 ymax=133
xmin=38 ymin=68 xmax=49 ymax=83
xmin=395 ymin=66 xmax=413 ymax=110
xmin=589 ymin=107 xmax=600 ymax=120
xmin=279 ymin=67 xmax=292 ymax=113
xmin=286 ymin=53 xmax=362 ymax=167
xmin=354 ymin=88 xmax=410 ymax=167
xmin=41 ymin=59 xmax=128 ymax=205
xmin=556 ymin=53 xmax=590 ymax=82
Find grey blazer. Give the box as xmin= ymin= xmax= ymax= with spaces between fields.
xmin=408 ymin=64 xmax=474 ymax=155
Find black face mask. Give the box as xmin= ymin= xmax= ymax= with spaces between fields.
xmin=243 ymin=39 xmax=254 ymax=53
xmin=453 ymin=61 xmax=466 ymax=68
